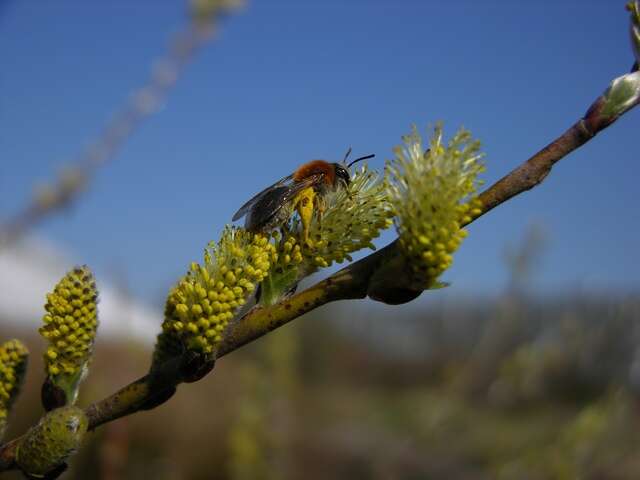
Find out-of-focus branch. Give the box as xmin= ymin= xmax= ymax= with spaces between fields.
xmin=0 ymin=1 xmax=238 ymax=248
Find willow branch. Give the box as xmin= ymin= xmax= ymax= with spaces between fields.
xmin=79 ymin=71 xmax=640 ymax=433
xmin=2 ymin=38 xmax=640 ymax=480
xmin=216 ymin=72 xmax=640 ymax=361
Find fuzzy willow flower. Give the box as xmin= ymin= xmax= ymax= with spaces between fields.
xmin=259 ymin=166 xmax=394 ymax=305
xmin=39 ymin=266 xmax=98 ymax=403
xmin=16 ymin=405 xmax=88 ymax=478
xmin=304 ymin=166 xmax=395 ymax=267
xmin=386 ymin=124 xmax=485 ymax=288
xmin=0 ymin=339 xmax=28 ymax=439
xmin=155 ymin=227 xmax=276 ymax=363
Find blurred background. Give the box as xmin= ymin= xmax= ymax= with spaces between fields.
xmin=2 ymin=1 xmax=640 ymax=479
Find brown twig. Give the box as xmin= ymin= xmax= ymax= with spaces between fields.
xmin=476 ymin=84 xmax=639 ymax=219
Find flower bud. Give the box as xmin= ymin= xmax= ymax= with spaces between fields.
xmin=16 ymin=406 xmax=88 ymax=478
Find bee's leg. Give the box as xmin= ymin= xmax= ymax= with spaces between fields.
xmin=300 ymin=197 xmax=313 ymax=247
xmin=295 ymin=188 xmax=315 ymax=247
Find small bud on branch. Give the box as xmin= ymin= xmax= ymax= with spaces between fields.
xmin=16 ymin=406 xmax=87 ymax=478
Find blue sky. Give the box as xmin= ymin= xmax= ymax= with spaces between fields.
xmin=1 ymin=0 xmax=638 ymax=305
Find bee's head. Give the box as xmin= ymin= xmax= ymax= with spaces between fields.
xmin=332 ymin=151 xmax=376 ymax=189
xmin=333 ymin=163 xmax=351 ymax=188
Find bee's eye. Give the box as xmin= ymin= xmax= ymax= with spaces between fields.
xmin=332 ymin=163 xmax=351 ymax=185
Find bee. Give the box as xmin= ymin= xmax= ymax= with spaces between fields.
xmin=232 ymin=150 xmax=374 ymax=245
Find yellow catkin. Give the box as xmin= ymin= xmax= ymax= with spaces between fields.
xmin=386 ymin=124 xmax=485 ymax=287
xmin=39 ymin=266 xmax=98 ymax=379
xmin=155 ymin=227 xmax=276 ymax=359
xmin=0 ymin=340 xmax=28 ymax=436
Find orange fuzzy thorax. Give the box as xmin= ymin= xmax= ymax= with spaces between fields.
xmin=293 ymin=160 xmax=335 ymax=185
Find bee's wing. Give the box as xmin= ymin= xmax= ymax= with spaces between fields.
xmin=232 ymin=174 xmax=294 ymax=222
xmin=244 ymin=175 xmax=322 ymax=232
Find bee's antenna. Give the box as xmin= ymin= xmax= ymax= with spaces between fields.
xmin=342 ymin=147 xmax=352 ymax=164
xmin=347 ymin=154 xmax=375 ymax=168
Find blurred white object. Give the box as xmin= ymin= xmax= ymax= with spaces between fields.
xmin=0 ymin=239 xmax=160 ymax=343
